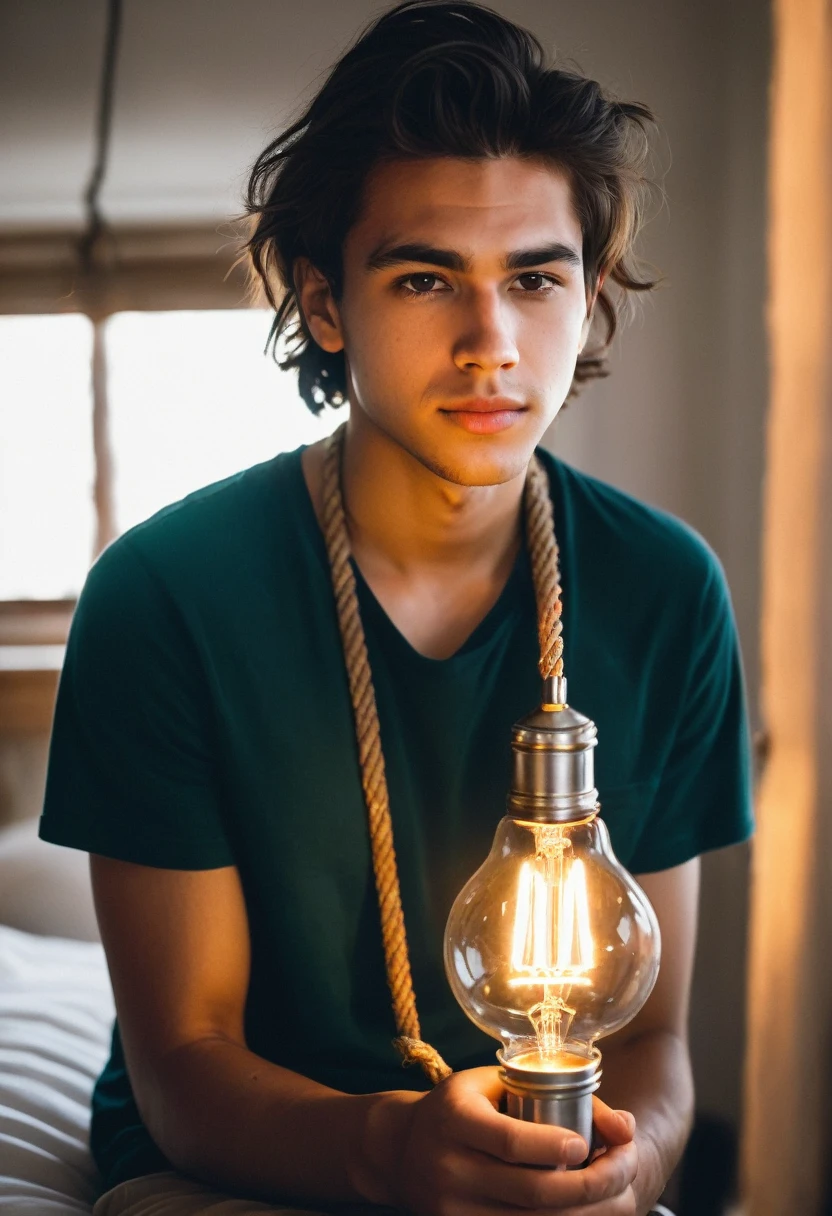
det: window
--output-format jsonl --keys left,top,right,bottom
{"left": 107, "top": 310, "right": 342, "bottom": 535}
{"left": 1, "top": 314, "right": 96, "bottom": 600}
{"left": 1, "top": 308, "right": 344, "bottom": 604}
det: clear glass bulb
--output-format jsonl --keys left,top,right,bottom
{"left": 444, "top": 813, "right": 661, "bottom": 1067}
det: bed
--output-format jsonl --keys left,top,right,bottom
{"left": 0, "top": 925, "right": 112, "bottom": 1212}
{"left": 0, "top": 819, "right": 112, "bottom": 1213}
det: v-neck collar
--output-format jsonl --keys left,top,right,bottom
{"left": 289, "top": 444, "right": 535, "bottom": 668}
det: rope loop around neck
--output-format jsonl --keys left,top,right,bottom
{"left": 320, "top": 423, "right": 563, "bottom": 1085}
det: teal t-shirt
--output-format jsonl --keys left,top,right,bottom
{"left": 39, "top": 445, "right": 753, "bottom": 1190}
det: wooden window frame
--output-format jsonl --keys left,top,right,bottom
{"left": 1, "top": 224, "right": 262, "bottom": 645}
{"left": 0, "top": 225, "right": 254, "bottom": 316}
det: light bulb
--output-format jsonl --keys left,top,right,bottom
{"left": 444, "top": 678, "right": 661, "bottom": 1150}
{"left": 446, "top": 815, "right": 659, "bottom": 1058}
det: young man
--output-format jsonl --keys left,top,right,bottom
{"left": 40, "top": 4, "right": 753, "bottom": 1215}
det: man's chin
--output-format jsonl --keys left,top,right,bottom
{"left": 350, "top": 405, "right": 548, "bottom": 487}
{"left": 414, "top": 428, "right": 541, "bottom": 488}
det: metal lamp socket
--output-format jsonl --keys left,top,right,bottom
{"left": 497, "top": 1046, "right": 602, "bottom": 1165}
{"left": 508, "top": 677, "right": 600, "bottom": 823}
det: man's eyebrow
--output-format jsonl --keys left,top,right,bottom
{"left": 504, "top": 243, "right": 583, "bottom": 271}
{"left": 365, "top": 240, "right": 583, "bottom": 273}
{"left": 366, "top": 242, "right": 468, "bottom": 272}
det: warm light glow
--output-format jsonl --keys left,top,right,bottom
{"left": 533, "top": 868, "right": 549, "bottom": 970}
{"left": 511, "top": 862, "right": 533, "bottom": 965}
{"left": 557, "top": 864, "right": 576, "bottom": 969}
{"left": 573, "top": 860, "right": 595, "bottom": 967}
{"left": 508, "top": 829, "right": 594, "bottom": 988}
{"left": 505, "top": 828, "right": 598, "bottom": 1055}
{"left": 444, "top": 812, "right": 661, "bottom": 1064}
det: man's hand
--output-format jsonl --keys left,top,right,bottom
{"left": 90, "top": 856, "right": 693, "bottom": 1209}
{"left": 357, "top": 1066, "right": 639, "bottom": 1215}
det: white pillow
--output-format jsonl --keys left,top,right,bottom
{"left": 0, "top": 925, "right": 114, "bottom": 1213}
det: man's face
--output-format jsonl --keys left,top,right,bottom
{"left": 313, "top": 156, "right": 594, "bottom": 486}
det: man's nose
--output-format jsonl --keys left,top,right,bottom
{"left": 452, "top": 290, "right": 519, "bottom": 374}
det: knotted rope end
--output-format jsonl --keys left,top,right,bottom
{"left": 393, "top": 1035, "right": 453, "bottom": 1086}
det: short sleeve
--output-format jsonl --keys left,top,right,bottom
{"left": 629, "top": 552, "right": 755, "bottom": 873}
{"left": 39, "top": 536, "right": 234, "bottom": 869}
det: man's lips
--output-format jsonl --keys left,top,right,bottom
{"left": 439, "top": 399, "right": 528, "bottom": 435}
{"left": 441, "top": 398, "right": 527, "bottom": 414}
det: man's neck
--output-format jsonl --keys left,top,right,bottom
{"left": 339, "top": 411, "right": 526, "bottom": 579}
{"left": 301, "top": 411, "right": 529, "bottom": 659}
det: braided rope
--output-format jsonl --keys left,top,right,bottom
{"left": 320, "top": 423, "right": 563, "bottom": 1085}
{"left": 523, "top": 455, "right": 564, "bottom": 680}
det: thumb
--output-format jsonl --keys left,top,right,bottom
{"left": 592, "top": 1097, "right": 636, "bottom": 1146}
{"left": 450, "top": 1065, "right": 506, "bottom": 1110}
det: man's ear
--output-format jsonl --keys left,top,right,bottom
{"left": 294, "top": 258, "right": 344, "bottom": 353}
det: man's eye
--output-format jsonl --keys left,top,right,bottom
{"left": 516, "top": 273, "right": 557, "bottom": 292}
{"left": 400, "top": 274, "right": 444, "bottom": 294}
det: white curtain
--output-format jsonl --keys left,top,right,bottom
{"left": 742, "top": 0, "right": 832, "bottom": 1212}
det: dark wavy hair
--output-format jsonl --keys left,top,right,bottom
{"left": 245, "top": 0, "right": 661, "bottom": 414}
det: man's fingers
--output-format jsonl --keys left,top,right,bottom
{"left": 455, "top": 1140, "right": 638, "bottom": 1210}
{"left": 439, "top": 1190, "right": 636, "bottom": 1216}
{"left": 447, "top": 1073, "right": 588, "bottom": 1167}
{"left": 518, "top": 1186, "right": 637, "bottom": 1216}
{"left": 446, "top": 1069, "right": 589, "bottom": 1166}
{"left": 592, "top": 1095, "right": 636, "bottom": 1146}
{"left": 404, "top": 1072, "right": 638, "bottom": 1216}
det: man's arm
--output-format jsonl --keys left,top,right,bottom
{"left": 91, "top": 852, "right": 697, "bottom": 1212}
{"left": 89, "top": 855, "right": 384, "bottom": 1203}
{"left": 597, "top": 858, "right": 700, "bottom": 1213}
{"left": 89, "top": 855, "right": 588, "bottom": 1207}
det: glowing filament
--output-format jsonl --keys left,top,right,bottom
{"left": 509, "top": 844, "right": 594, "bottom": 987}
{"left": 509, "top": 837, "right": 596, "bottom": 1053}
{"left": 533, "top": 869, "right": 549, "bottom": 970}
{"left": 511, "top": 863, "right": 533, "bottom": 966}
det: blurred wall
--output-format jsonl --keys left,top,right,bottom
{"left": 0, "top": 0, "right": 770, "bottom": 1147}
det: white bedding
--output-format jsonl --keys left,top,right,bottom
{"left": 0, "top": 925, "right": 113, "bottom": 1213}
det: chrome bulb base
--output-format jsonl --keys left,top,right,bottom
{"left": 497, "top": 1046, "right": 602, "bottom": 1155}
